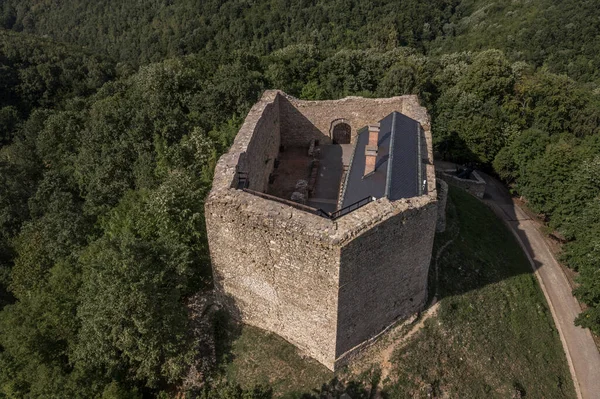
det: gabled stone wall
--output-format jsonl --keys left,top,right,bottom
{"left": 279, "top": 94, "right": 407, "bottom": 147}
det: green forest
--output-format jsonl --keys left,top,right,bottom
{"left": 0, "top": 0, "right": 599, "bottom": 397}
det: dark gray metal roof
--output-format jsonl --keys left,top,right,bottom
{"left": 340, "top": 111, "right": 424, "bottom": 208}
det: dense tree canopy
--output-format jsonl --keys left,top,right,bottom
{"left": 434, "top": 0, "right": 600, "bottom": 83}
{"left": 4, "top": 0, "right": 600, "bottom": 85}
{"left": 0, "top": 0, "right": 459, "bottom": 66}
{"left": 1, "top": 0, "right": 600, "bottom": 396}
{"left": 0, "top": 43, "right": 264, "bottom": 396}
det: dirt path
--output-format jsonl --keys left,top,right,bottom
{"left": 378, "top": 301, "right": 441, "bottom": 381}
{"left": 436, "top": 161, "right": 600, "bottom": 399}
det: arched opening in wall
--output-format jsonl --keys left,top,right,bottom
{"left": 331, "top": 120, "right": 351, "bottom": 144}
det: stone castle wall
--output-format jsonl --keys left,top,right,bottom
{"left": 279, "top": 94, "right": 407, "bottom": 147}
{"left": 206, "top": 91, "right": 341, "bottom": 368}
{"left": 436, "top": 179, "right": 448, "bottom": 232}
{"left": 437, "top": 169, "right": 486, "bottom": 199}
{"left": 206, "top": 90, "right": 439, "bottom": 370}
{"left": 205, "top": 190, "right": 340, "bottom": 368}
{"left": 336, "top": 199, "right": 437, "bottom": 358}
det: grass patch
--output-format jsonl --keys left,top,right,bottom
{"left": 384, "top": 187, "right": 575, "bottom": 398}
{"left": 219, "top": 323, "right": 332, "bottom": 398}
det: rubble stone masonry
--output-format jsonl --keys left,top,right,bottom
{"left": 279, "top": 94, "right": 413, "bottom": 147}
{"left": 205, "top": 90, "right": 439, "bottom": 370}
{"left": 437, "top": 169, "right": 486, "bottom": 199}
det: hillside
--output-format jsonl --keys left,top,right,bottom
{"left": 0, "top": 0, "right": 458, "bottom": 65}
{"left": 432, "top": 0, "right": 600, "bottom": 84}
{"left": 4, "top": 0, "right": 600, "bottom": 85}
{"left": 215, "top": 187, "right": 575, "bottom": 398}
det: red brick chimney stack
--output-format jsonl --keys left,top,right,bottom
{"left": 364, "top": 123, "right": 380, "bottom": 176}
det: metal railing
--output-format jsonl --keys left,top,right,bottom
{"left": 329, "top": 196, "right": 374, "bottom": 219}
{"left": 242, "top": 189, "right": 325, "bottom": 216}
{"left": 237, "top": 172, "right": 374, "bottom": 220}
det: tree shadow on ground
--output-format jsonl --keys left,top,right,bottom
{"left": 429, "top": 185, "right": 535, "bottom": 302}
{"left": 211, "top": 294, "right": 243, "bottom": 370}
{"left": 435, "top": 132, "right": 483, "bottom": 168}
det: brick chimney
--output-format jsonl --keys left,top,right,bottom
{"left": 364, "top": 123, "right": 379, "bottom": 176}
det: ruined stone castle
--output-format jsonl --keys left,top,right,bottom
{"left": 205, "top": 90, "right": 441, "bottom": 370}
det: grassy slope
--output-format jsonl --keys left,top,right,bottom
{"left": 218, "top": 186, "right": 574, "bottom": 398}
{"left": 385, "top": 187, "right": 574, "bottom": 398}
{"left": 219, "top": 324, "right": 332, "bottom": 398}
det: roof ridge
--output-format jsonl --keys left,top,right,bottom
{"left": 384, "top": 112, "right": 397, "bottom": 198}
{"left": 338, "top": 126, "right": 365, "bottom": 207}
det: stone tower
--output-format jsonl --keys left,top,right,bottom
{"left": 205, "top": 90, "right": 438, "bottom": 370}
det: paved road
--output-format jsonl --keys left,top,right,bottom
{"left": 437, "top": 161, "right": 600, "bottom": 399}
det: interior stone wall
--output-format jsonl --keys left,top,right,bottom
{"left": 279, "top": 94, "right": 407, "bottom": 147}
{"left": 235, "top": 94, "right": 281, "bottom": 192}
{"left": 278, "top": 95, "right": 331, "bottom": 147}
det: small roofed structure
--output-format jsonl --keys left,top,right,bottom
{"left": 340, "top": 111, "right": 427, "bottom": 209}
